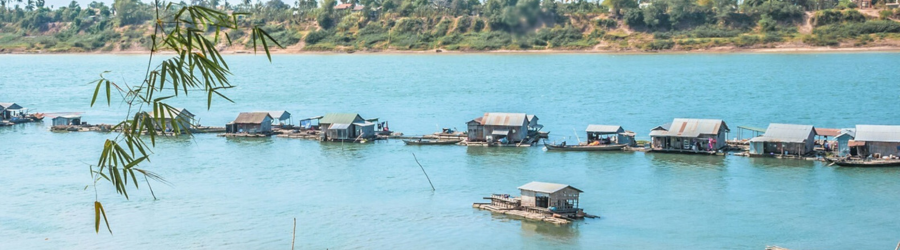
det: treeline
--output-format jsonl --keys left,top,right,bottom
{"left": 1, "top": 0, "right": 900, "bottom": 52}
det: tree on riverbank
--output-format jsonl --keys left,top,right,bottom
{"left": 1, "top": 0, "right": 900, "bottom": 52}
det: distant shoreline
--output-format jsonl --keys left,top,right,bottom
{"left": 3, "top": 45, "right": 900, "bottom": 55}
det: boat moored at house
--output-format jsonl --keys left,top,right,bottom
{"left": 544, "top": 124, "right": 634, "bottom": 151}
{"left": 473, "top": 181, "right": 594, "bottom": 225}
{"left": 464, "top": 112, "right": 545, "bottom": 147}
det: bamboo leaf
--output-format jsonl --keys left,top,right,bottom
{"left": 90, "top": 79, "right": 103, "bottom": 107}
{"left": 95, "top": 201, "right": 112, "bottom": 234}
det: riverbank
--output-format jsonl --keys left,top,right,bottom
{"left": 3, "top": 44, "right": 900, "bottom": 55}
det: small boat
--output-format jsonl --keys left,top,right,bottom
{"left": 831, "top": 158, "right": 900, "bottom": 167}
{"left": 543, "top": 141, "right": 627, "bottom": 151}
{"left": 403, "top": 139, "right": 461, "bottom": 145}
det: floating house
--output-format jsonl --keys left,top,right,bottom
{"left": 318, "top": 113, "right": 375, "bottom": 142}
{"left": 835, "top": 128, "right": 856, "bottom": 157}
{"left": 466, "top": 112, "right": 543, "bottom": 144}
{"left": 0, "top": 103, "right": 24, "bottom": 120}
{"left": 267, "top": 111, "right": 292, "bottom": 126}
{"left": 51, "top": 115, "right": 82, "bottom": 126}
{"left": 225, "top": 112, "right": 273, "bottom": 134}
{"left": 748, "top": 123, "right": 817, "bottom": 156}
{"left": 649, "top": 118, "right": 729, "bottom": 154}
{"left": 585, "top": 125, "right": 635, "bottom": 146}
{"left": 852, "top": 125, "right": 900, "bottom": 157}
{"left": 473, "top": 181, "right": 590, "bottom": 225}
{"left": 149, "top": 108, "right": 195, "bottom": 131}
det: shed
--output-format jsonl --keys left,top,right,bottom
{"left": 149, "top": 108, "right": 195, "bottom": 131}
{"left": 0, "top": 103, "right": 24, "bottom": 120}
{"left": 748, "top": 123, "right": 817, "bottom": 156}
{"left": 853, "top": 125, "right": 900, "bottom": 157}
{"left": 835, "top": 128, "right": 856, "bottom": 157}
{"left": 585, "top": 125, "right": 633, "bottom": 145}
{"left": 226, "top": 112, "right": 273, "bottom": 134}
{"left": 267, "top": 111, "right": 292, "bottom": 125}
{"left": 650, "top": 118, "right": 729, "bottom": 152}
{"left": 518, "top": 181, "right": 582, "bottom": 213}
{"left": 319, "top": 113, "right": 375, "bottom": 141}
{"left": 52, "top": 115, "right": 82, "bottom": 126}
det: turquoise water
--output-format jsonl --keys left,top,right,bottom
{"left": 1, "top": 53, "right": 899, "bottom": 249}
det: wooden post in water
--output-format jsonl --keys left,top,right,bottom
{"left": 412, "top": 153, "right": 435, "bottom": 191}
{"left": 894, "top": 241, "right": 899, "bottom": 250}
{"left": 291, "top": 218, "right": 296, "bottom": 250}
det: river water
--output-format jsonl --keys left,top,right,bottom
{"left": 1, "top": 53, "right": 899, "bottom": 249}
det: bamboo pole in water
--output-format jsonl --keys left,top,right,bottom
{"left": 291, "top": 218, "right": 296, "bottom": 250}
{"left": 412, "top": 153, "right": 435, "bottom": 191}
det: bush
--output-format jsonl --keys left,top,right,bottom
{"left": 762, "top": 32, "right": 783, "bottom": 43}
{"left": 641, "top": 39, "right": 674, "bottom": 50}
{"left": 536, "top": 26, "right": 584, "bottom": 48}
{"left": 455, "top": 16, "right": 471, "bottom": 33}
{"left": 815, "top": 20, "right": 900, "bottom": 38}
{"left": 624, "top": 9, "right": 644, "bottom": 27}
{"left": 594, "top": 18, "right": 618, "bottom": 29}
{"left": 305, "top": 29, "right": 331, "bottom": 44}
{"left": 468, "top": 31, "right": 511, "bottom": 50}
{"left": 317, "top": 12, "right": 334, "bottom": 29}
{"left": 473, "top": 19, "right": 486, "bottom": 32}
{"left": 732, "top": 35, "right": 760, "bottom": 47}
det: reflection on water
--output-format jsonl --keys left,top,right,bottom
{"left": 747, "top": 156, "right": 817, "bottom": 168}
{"left": 646, "top": 152, "right": 726, "bottom": 168}
{"left": 520, "top": 219, "right": 580, "bottom": 241}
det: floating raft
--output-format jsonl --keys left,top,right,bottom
{"left": 473, "top": 203, "right": 580, "bottom": 225}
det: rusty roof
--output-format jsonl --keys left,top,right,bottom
{"left": 848, "top": 140, "right": 866, "bottom": 147}
{"left": 334, "top": 3, "right": 352, "bottom": 9}
{"left": 651, "top": 118, "right": 729, "bottom": 138}
{"left": 814, "top": 128, "right": 841, "bottom": 137}
{"left": 482, "top": 113, "right": 527, "bottom": 126}
{"left": 232, "top": 112, "right": 272, "bottom": 124}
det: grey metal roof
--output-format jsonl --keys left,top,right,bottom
{"left": 53, "top": 115, "right": 81, "bottom": 119}
{"left": 266, "top": 111, "right": 291, "bottom": 121}
{"left": 491, "top": 129, "right": 510, "bottom": 135}
{"left": 836, "top": 128, "right": 856, "bottom": 139}
{"left": 586, "top": 125, "right": 623, "bottom": 134}
{"left": 329, "top": 123, "right": 351, "bottom": 130}
{"left": 854, "top": 125, "right": 900, "bottom": 142}
{"left": 650, "top": 118, "right": 729, "bottom": 138}
{"left": 232, "top": 112, "right": 272, "bottom": 124}
{"left": 352, "top": 122, "right": 375, "bottom": 127}
{"left": 518, "top": 181, "right": 583, "bottom": 193}
{"left": 748, "top": 123, "right": 815, "bottom": 143}
{"left": 150, "top": 108, "right": 193, "bottom": 119}
{"left": 482, "top": 113, "right": 527, "bottom": 126}
{"left": 320, "top": 113, "right": 363, "bottom": 125}
{"left": 0, "top": 103, "right": 23, "bottom": 110}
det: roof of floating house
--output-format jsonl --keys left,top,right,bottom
{"left": 586, "top": 125, "right": 624, "bottom": 134}
{"left": 319, "top": 113, "right": 364, "bottom": 125}
{"left": 149, "top": 108, "right": 193, "bottom": 119}
{"left": 329, "top": 123, "right": 351, "bottom": 130}
{"left": 854, "top": 125, "right": 900, "bottom": 142}
{"left": 518, "top": 181, "right": 583, "bottom": 194}
{"left": 815, "top": 128, "right": 841, "bottom": 137}
{"left": 737, "top": 125, "right": 767, "bottom": 133}
{"left": 0, "top": 103, "right": 23, "bottom": 110}
{"left": 650, "top": 118, "right": 729, "bottom": 137}
{"left": 232, "top": 112, "right": 272, "bottom": 124}
{"left": 748, "top": 124, "right": 815, "bottom": 143}
{"left": 482, "top": 113, "right": 527, "bottom": 126}
{"left": 266, "top": 111, "right": 291, "bottom": 121}
{"left": 836, "top": 128, "right": 856, "bottom": 139}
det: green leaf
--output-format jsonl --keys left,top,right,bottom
{"left": 94, "top": 201, "right": 112, "bottom": 234}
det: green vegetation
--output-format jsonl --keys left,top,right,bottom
{"left": 2, "top": 0, "right": 900, "bottom": 52}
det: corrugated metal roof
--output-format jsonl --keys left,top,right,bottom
{"left": 855, "top": 125, "right": 900, "bottom": 142}
{"left": 329, "top": 123, "right": 351, "bottom": 130}
{"left": 150, "top": 108, "right": 193, "bottom": 119}
{"left": 815, "top": 128, "right": 840, "bottom": 137}
{"left": 232, "top": 112, "right": 272, "bottom": 124}
{"left": 848, "top": 140, "right": 866, "bottom": 147}
{"left": 53, "top": 115, "right": 81, "bottom": 119}
{"left": 320, "top": 113, "right": 363, "bottom": 125}
{"left": 518, "top": 181, "right": 582, "bottom": 193}
{"left": 836, "top": 128, "right": 856, "bottom": 139}
{"left": 586, "top": 125, "right": 623, "bottom": 133}
{"left": 352, "top": 122, "right": 375, "bottom": 127}
{"left": 491, "top": 129, "right": 510, "bottom": 135}
{"left": 482, "top": 113, "right": 527, "bottom": 126}
{"left": 651, "top": 118, "right": 729, "bottom": 137}
{"left": 0, "top": 103, "right": 23, "bottom": 110}
{"left": 266, "top": 111, "right": 291, "bottom": 121}
{"left": 748, "top": 123, "right": 814, "bottom": 143}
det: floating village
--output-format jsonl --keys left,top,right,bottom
{"left": 4, "top": 101, "right": 900, "bottom": 225}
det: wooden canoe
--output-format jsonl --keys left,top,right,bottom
{"left": 832, "top": 159, "right": 900, "bottom": 167}
{"left": 403, "top": 139, "right": 461, "bottom": 145}
{"left": 543, "top": 141, "right": 627, "bottom": 151}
